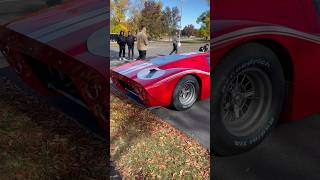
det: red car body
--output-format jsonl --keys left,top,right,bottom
{"left": 111, "top": 53, "right": 210, "bottom": 107}
{"left": 212, "top": 0, "right": 320, "bottom": 122}
{"left": 0, "top": 0, "right": 108, "bottom": 129}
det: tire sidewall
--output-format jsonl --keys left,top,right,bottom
{"left": 172, "top": 75, "right": 200, "bottom": 111}
{"left": 212, "top": 43, "right": 286, "bottom": 156}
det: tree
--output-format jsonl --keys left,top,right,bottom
{"left": 182, "top": 24, "right": 196, "bottom": 37}
{"left": 196, "top": 10, "right": 210, "bottom": 40}
{"left": 161, "top": 6, "right": 181, "bottom": 37}
{"left": 140, "top": 0, "right": 163, "bottom": 39}
{"left": 111, "top": 0, "right": 129, "bottom": 33}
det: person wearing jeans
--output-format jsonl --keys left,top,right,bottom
{"left": 117, "top": 31, "right": 126, "bottom": 61}
{"left": 126, "top": 31, "right": 135, "bottom": 60}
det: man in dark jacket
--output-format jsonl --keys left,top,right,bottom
{"left": 126, "top": 31, "right": 135, "bottom": 60}
{"left": 117, "top": 31, "right": 126, "bottom": 61}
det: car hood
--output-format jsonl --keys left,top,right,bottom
{"left": 112, "top": 52, "right": 208, "bottom": 79}
{"left": 2, "top": 0, "right": 108, "bottom": 76}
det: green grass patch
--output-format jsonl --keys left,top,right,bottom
{"left": 111, "top": 94, "right": 210, "bottom": 179}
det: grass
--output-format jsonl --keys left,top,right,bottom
{"left": 0, "top": 76, "right": 107, "bottom": 179}
{"left": 110, "top": 94, "right": 210, "bottom": 179}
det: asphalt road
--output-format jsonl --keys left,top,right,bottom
{"left": 110, "top": 41, "right": 208, "bottom": 66}
{"left": 214, "top": 115, "right": 320, "bottom": 180}
{"left": 110, "top": 41, "right": 211, "bottom": 149}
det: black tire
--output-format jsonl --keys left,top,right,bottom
{"left": 172, "top": 75, "right": 200, "bottom": 111}
{"left": 211, "top": 43, "right": 285, "bottom": 156}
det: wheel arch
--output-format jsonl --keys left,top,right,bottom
{"left": 170, "top": 73, "right": 203, "bottom": 100}
{"left": 218, "top": 39, "right": 294, "bottom": 82}
{"left": 253, "top": 39, "right": 294, "bottom": 82}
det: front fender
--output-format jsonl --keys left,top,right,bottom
{"left": 146, "top": 68, "right": 210, "bottom": 106}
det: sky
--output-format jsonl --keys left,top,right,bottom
{"left": 127, "top": 0, "right": 210, "bottom": 29}
{"left": 160, "top": 0, "right": 209, "bottom": 29}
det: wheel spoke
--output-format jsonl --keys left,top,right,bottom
{"left": 243, "top": 90, "right": 255, "bottom": 98}
{"left": 234, "top": 104, "right": 240, "bottom": 119}
{"left": 224, "top": 111, "right": 234, "bottom": 122}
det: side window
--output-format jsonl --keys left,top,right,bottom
{"left": 314, "top": 0, "right": 320, "bottom": 16}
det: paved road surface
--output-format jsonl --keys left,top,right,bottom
{"left": 214, "top": 115, "right": 320, "bottom": 180}
{"left": 110, "top": 41, "right": 208, "bottom": 66}
{"left": 110, "top": 41, "right": 211, "bottom": 149}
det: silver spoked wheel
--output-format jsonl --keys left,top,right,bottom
{"left": 221, "top": 67, "right": 272, "bottom": 137}
{"left": 178, "top": 81, "right": 197, "bottom": 106}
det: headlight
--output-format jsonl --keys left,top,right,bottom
{"left": 137, "top": 68, "right": 166, "bottom": 80}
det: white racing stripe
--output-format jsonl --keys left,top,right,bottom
{"left": 212, "top": 26, "right": 320, "bottom": 47}
{"left": 27, "top": 7, "right": 108, "bottom": 43}
{"left": 118, "top": 62, "right": 153, "bottom": 75}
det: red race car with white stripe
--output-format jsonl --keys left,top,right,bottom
{"left": 0, "top": 0, "right": 108, "bottom": 129}
{"left": 212, "top": 0, "right": 320, "bottom": 155}
{"left": 111, "top": 52, "right": 210, "bottom": 111}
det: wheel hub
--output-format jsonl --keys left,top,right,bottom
{"left": 179, "top": 81, "right": 196, "bottom": 106}
{"left": 221, "top": 68, "right": 272, "bottom": 137}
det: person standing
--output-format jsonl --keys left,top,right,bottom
{"left": 169, "top": 31, "right": 179, "bottom": 55}
{"left": 117, "top": 31, "right": 126, "bottom": 61}
{"left": 126, "top": 31, "right": 135, "bottom": 60}
{"left": 136, "top": 25, "right": 148, "bottom": 60}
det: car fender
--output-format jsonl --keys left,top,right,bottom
{"left": 146, "top": 68, "right": 210, "bottom": 106}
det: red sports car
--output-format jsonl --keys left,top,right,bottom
{"left": 212, "top": 0, "right": 320, "bottom": 155}
{"left": 111, "top": 52, "right": 210, "bottom": 110}
{"left": 0, "top": 0, "right": 108, "bottom": 129}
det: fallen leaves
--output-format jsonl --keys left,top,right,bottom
{"left": 0, "top": 76, "right": 108, "bottom": 179}
{"left": 110, "top": 94, "right": 210, "bottom": 179}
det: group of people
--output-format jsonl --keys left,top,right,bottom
{"left": 117, "top": 25, "right": 149, "bottom": 61}
{"left": 116, "top": 25, "right": 209, "bottom": 62}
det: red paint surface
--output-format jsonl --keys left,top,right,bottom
{"left": 0, "top": 0, "right": 108, "bottom": 129}
{"left": 212, "top": 0, "right": 320, "bottom": 122}
{"left": 111, "top": 53, "right": 210, "bottom": 107}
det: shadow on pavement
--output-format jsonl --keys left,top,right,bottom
{"left": 214, "top": 115, "right": 320, "bottom": 180}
